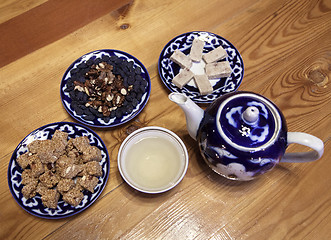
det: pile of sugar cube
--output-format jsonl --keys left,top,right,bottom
{"left": 170, "top": 38, "right": 232, "bottom": 95}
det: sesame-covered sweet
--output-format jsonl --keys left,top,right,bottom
{"left": 55, "top": 155, "right": 75, "bottom": 170}
{"left": 27, "top": 140, "right": 42, "bottom": 154}
{"left": 82, "top": 146, "right": 102, "bottom": 163}
{"left": 85, "top": 161, "right": 103, "bottom": 177}
{"left": 39, "top": 171, "right": 60, "bottom": 188}
{"left": 28, "top": 155, "right": 45, "bottom": 177}
{"left": 16, "top": 152, "right": 30, "bottom": 169}
{"left": 18, "top": 130, "right": 103, "bottom": 209}
{"left": 57, "top": 178, "right": 75, "bottom": 193}
{"left": 77, "top": 164, "right": 88, "bottom": 177}
{"left": 78, "top": 175, "right": 99, "bottom": 193}
{"left": 66, "top": 138, "right": 75, "bottom": 152}
{"left": 52, "top": 130, "right": 69, "bottom": 145}
{"left": 59, "top": 164, "right": 83, "bottom": 179}
{"left": 62, "top": 186, "right": 84, "bottom": 207}
{"left": 36, "top": 182, "right": 49, "bottom": 195}
{"left": 67, "top": 148, "right": 81, "bottom": 162}
{"left": 21, "top": 169, "right": 37, "bottom": 185}
{"left": 21, "top": 180, "right": 38, "bottom": 199}
{"left": 71, "top": 136, "right": 90, "bottom": 153}
{"left": 52, "top": 140, "right": 67, "bottom": 159}
{"left": 34, "top": 139, "right": 58, "bottom": 164}
{"left": 44, "top": 162, "right": 56, "bottom": 173}
{"left": 41, "top": 189, "right": 60, "bottom": 209}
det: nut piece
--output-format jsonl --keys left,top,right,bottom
{"left": 60, "top": 164, "right": 83, "bottom": 179}
{"left": 106, "top": 93, "right": 114, "bottom": 102}
{"left": 120, "top": 88, "right": 127, "bottom": 95}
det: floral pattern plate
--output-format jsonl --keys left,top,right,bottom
{"left": 158, "top": 31, "right": 244, "bottom": 103}
{"left": 7, "top": 122, "right": 110, "bottom": 219}
{"left": 60, "top": 49, "right": 151, "bottom": 128}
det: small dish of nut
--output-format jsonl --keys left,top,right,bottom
{"left": 7, "top": 122, "right": 110, "bottom": 219}
{"left": 60, "top": 49, "right": 151, "bottom": 128}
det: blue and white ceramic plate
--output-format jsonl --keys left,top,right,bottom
{"left": 158, "top": 31, "right": 244, "bottom": 104}
{"left": 7, "top": 122, "right": 110, "bottom": 219}
{"left": 61, "top": 49, "right": 151, "bottom": 128}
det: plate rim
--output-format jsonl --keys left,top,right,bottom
{"left": 157, "top": 31, "right": 244, "bottom": 104}
{"left": 7, "top": 121, "right": 110, "bottom": 219}
{"left": 60, "top": 49, "right": 151, "bottom": 128}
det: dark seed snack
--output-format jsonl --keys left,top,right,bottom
{"left": 66, "top": 55, "right": 148, "bottom": 121}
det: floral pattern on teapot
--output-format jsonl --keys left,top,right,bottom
{"left": 219, "top": 97, "right": 278, "bottom": 149}
{"left": 197, "top": 92, "right": 288, "bottom": 181}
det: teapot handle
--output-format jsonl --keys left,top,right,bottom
{"left": 281, "top": 132, "right": 324, "bottom": 163}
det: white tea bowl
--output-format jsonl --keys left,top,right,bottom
{"left": 118, "top": 126, "right": 189, "bottom": 194}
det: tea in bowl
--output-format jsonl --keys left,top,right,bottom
{"left": 117, "top": 126, "right": 189, "bottom": 194}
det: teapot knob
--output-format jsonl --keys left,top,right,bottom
{"left": 242, "top": 106, "right": 259, "bottom": 124}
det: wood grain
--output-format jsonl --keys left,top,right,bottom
{"left": 0, "top": 0, "right": 47, "bottom": 24}
{"left": 0, "top": 0, "right": 330, "bottom": 239}
{"left": 0, "top": 0, "right": 131, "bottom": 67}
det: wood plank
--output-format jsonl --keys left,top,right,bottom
{"left": 0, "top": 0, "right": 47, "bottom": 24}
{"left": 0, "top": 0, "right": 330, "bottom": 239}
{"left": 0, "top": 0, "right": 131, "bottom": 67}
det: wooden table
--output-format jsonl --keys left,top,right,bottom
{"left": 1, "top": 0, "right": 330, "bottom": 239}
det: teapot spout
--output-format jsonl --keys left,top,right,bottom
{"left": 169, "top": 93, "right": 204, "bottom": 140}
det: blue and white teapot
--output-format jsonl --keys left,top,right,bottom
{"left": 169, "top": 91, "right": 324, "bottom": 181}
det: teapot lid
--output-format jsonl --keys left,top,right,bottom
{"left": 216, "top": 92, "right": 282, "bottom": 151}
